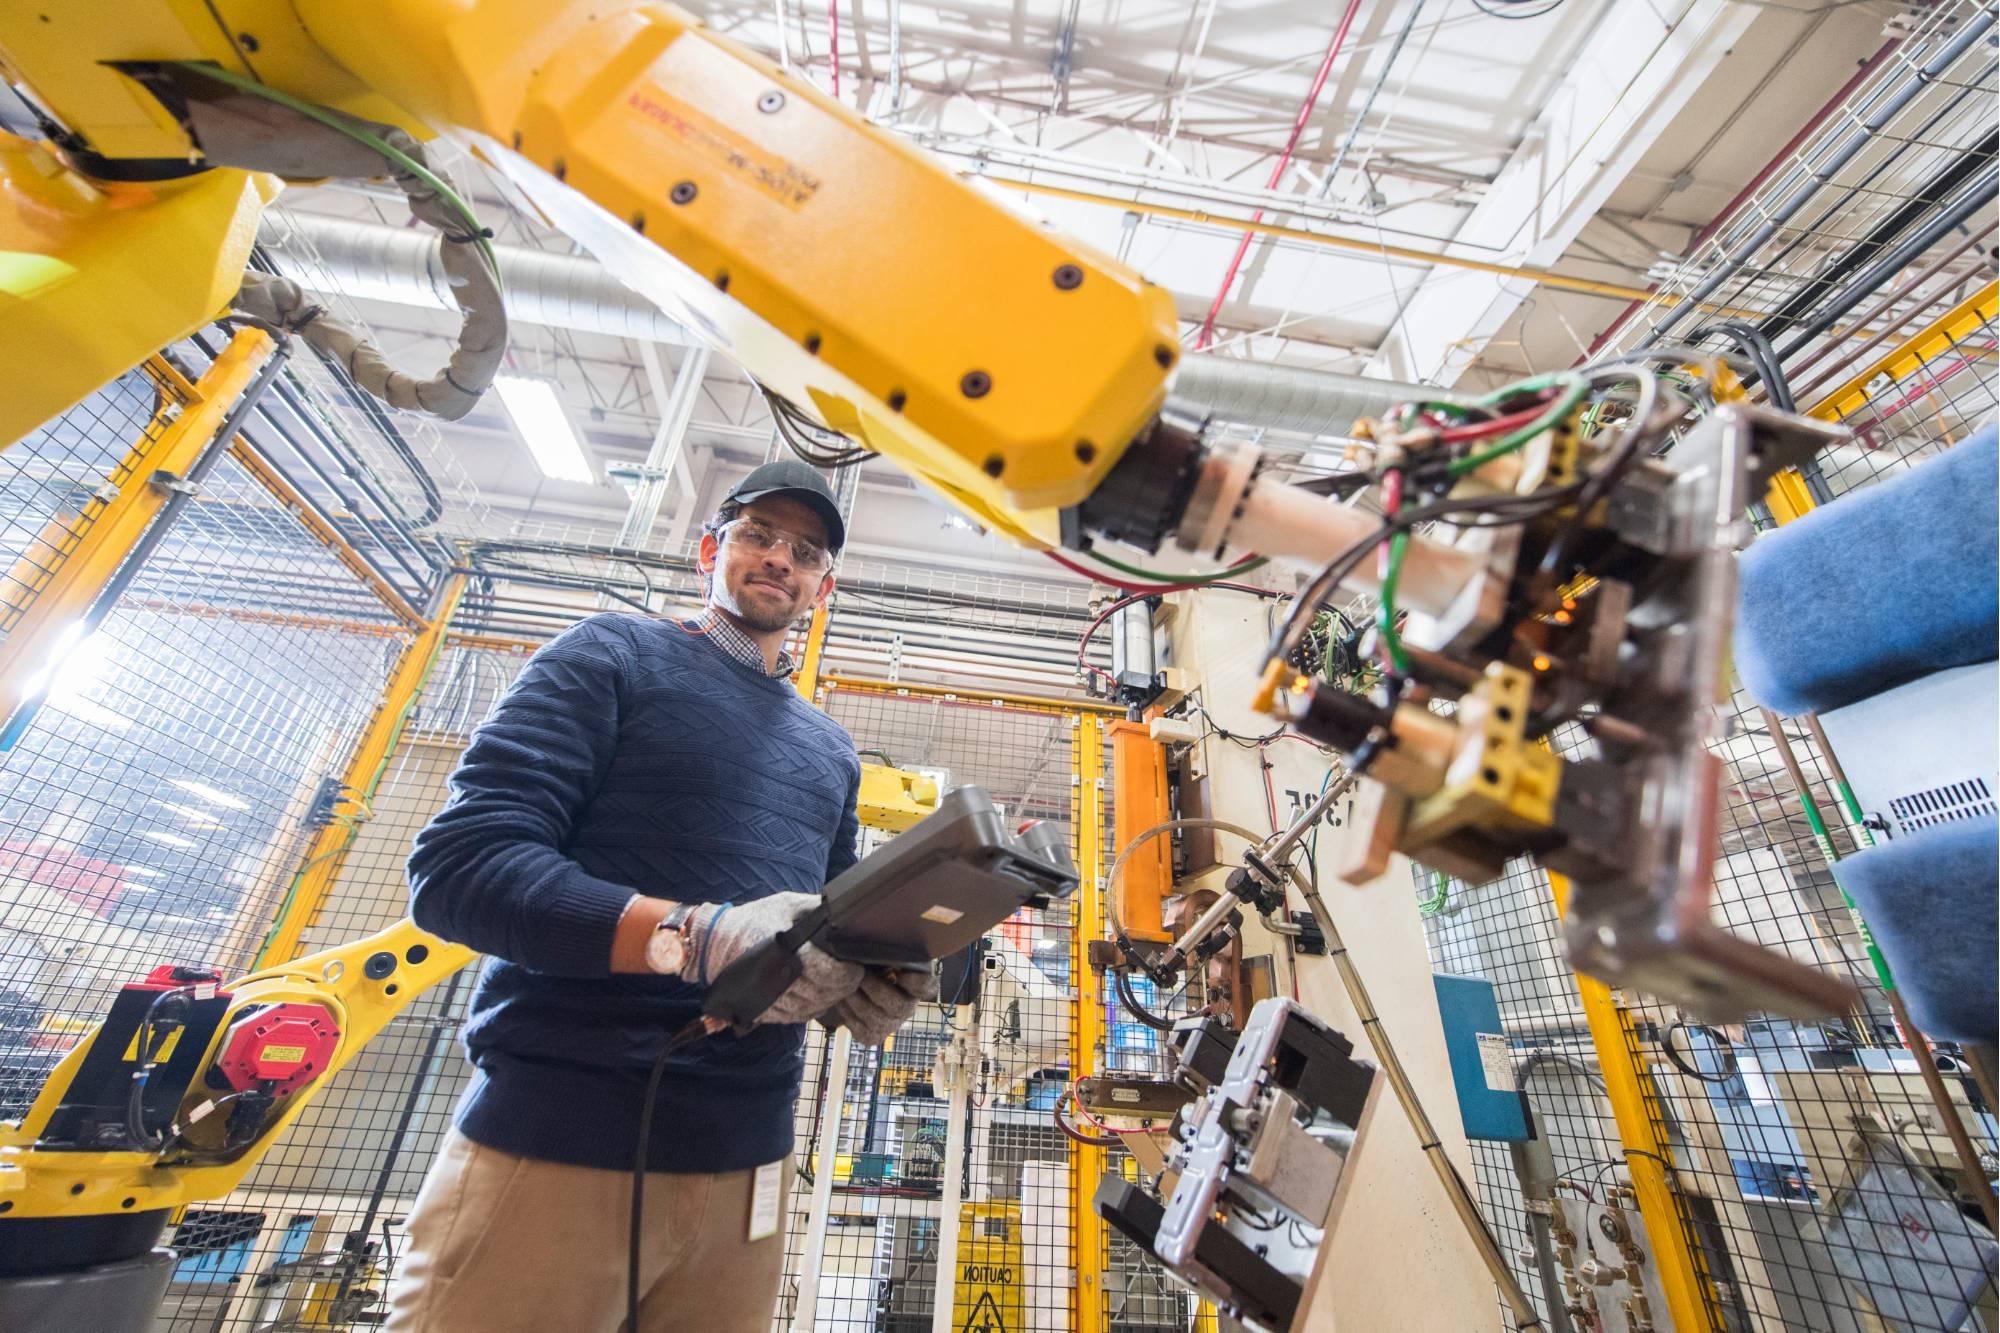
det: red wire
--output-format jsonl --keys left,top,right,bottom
{"left": 1434, "top": 403, "right": 1549, "bottom": 443}
{"left": 1062, "top": 560, "right": 1278, "bottom": 687}
{"left": 1043, "top": 550, "right": 1266, "bottom": 596}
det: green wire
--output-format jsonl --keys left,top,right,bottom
{"left": 1418, "top": 871, "right": 1451, "bottom": 916}
{"left": 1395, "top": 399, "right": 1478, "bottom": 429}
{"left": 170, "top": 61, "right": 500, "bottom": 281}
{"left": 1376, "top": 531, "right": 1412, "bottom": 675}
{"left": 1446, "top": 371, "right": 1590, "bottom": 477}
{"left": 1080, "top": 550, "right": 1269, "bottom": 585}
{"left": 1764, "top": 720, "right": 1897, "bottom": 995}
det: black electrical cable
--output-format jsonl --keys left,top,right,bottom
{"left": 1113, "top": 968, "right": 1177, "bottom": 1032}
{"left": 1189, "top": 701, "right": 1287, "bottom": 750}
{"left": 761, "top": 386, "right": 875, "bottom": 468}
{"left": 1660, "top": 1022, "right": 1739, "bottom": 1085}
{"left": 630, "top": 1019, "right": 710, "bottom": 1333}
{"left": 125, "top": 986, "right": 196, "bottom": 1149}
{"left": 1692, "top": 321, "right": 1796, "bottom": 412}
{"left": 1755, "top": 130, "right": 1998, "bottom": 346}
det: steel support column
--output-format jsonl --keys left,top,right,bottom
{"left": 1070, "top": 714, "right": 1108, "bottom": 1333}
{"left": 794, "top": 603, "right": 831, "bottom": 703}
{"left": 796, "top": 1025, "right": 854, "bottom": 1332}
{"left": 254, "top": 573, "right": 467, "bottom": 965}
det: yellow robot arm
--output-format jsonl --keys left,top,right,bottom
{"left": 0, "top": 919, "right": 473, "bottom": 1220}
{"left": 1, "top": 0, "right": 1180, "bottom": 543}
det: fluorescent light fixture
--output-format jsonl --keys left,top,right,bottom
{"left": 169, "top": 779, "right": 251, "bottom": 811}
{"left": 495, "top": 375, "right": 594, "bottom": 483}
{"left": 142, "top": 830, "right": 196, "bottom": 849}
{"left": 159, "top": 802, "right": 224, "bottom": 828}
{"left": 123, "top": 868, "right": 161, "bottom": 879}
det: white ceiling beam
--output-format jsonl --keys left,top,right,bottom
{"left": 1365, "top": 0, "right": 1758, "bottom": 386}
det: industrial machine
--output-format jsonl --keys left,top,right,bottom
{"left": 0, "top": 0, "right": 1854, "bottom": 1018}
{"left": 0, "top": 1, "right": 1885, "bottom": 1325}
{"left": 1097, "top": 999, "right": 1382, "bottom": 1333}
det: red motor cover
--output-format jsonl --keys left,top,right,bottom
{"left": 214, "top": 1003, "right": 340, "bottom": 1096}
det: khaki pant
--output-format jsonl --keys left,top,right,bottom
{"left": 387, "top": 1130, "right": 789, "bottom": 1333}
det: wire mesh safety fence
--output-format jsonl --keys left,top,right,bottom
{"left": 1810, "top": 300, "right": 1998, "bottom": 502}
{"left": 790, "top": 681, "right": 1088, "bottom": 1333}
{"left": 252, "top": 202, "right": 496, "bottom": 544}
{"left": 145, "top": 641, "right": 533, "bottom": 1333}
{"left": 90, "top": 628, "right": 1133, "bottom": 1332}
{"left": 0, "top": 364, "right": 414, "bottom": 1127}
{"left": 444, "top": 538, "right": 1105, "bottom": 706}
{"left": 157, "top": 728, "right": 477, "bottom": 1333}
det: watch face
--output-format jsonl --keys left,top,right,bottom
{"left": 646, "top": 925, "right": 688, "bottom": 976}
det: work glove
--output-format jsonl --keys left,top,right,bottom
{"left": 831, "top": 966, "right": 940, "bottom": 1046}
{"left": 684, "top": 892, "right": 865, "bottom": 1026}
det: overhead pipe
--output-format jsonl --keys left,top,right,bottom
{"left": 1171, "top": 356, "right": 1439, "bottom": 436}
{"left": 828, "top": 0, "right": 840, "bottom": 99}
{"left": 1785, "top": 223, "right": 1995, "bottom": 405}
{"left": 1193, "top": 0, "right": 1366, "bottom": 350}
{"left": 257, "top": 213, "right": 694, "bottom": 347}
{"left": 1757, "top": 129, "right": 1999, "bottom": 344}
{"left": 1772, "top": 169, "right": 1998, "bottom": 361}
{"left": 260, "top": 214, "right": 1437, "bottom": 438}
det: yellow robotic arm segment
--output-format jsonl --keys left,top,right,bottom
{"left": 291, "top": 0, "right": 1181, "bottom": 541}
{"left": 0, "top": 132, "right": 278, "bottom": 446}
{"left": 0, "top": 920, "right": 472, "bottom": 1221}
{"left": 856, "top": 760, "right": 941, "bottom": 834}
{"left": 0, "top": 1, "right": 435, "bottom": 158}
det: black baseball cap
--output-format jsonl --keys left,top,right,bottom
{"left": 724, "top": 459, "right": 846, "bottom": 551}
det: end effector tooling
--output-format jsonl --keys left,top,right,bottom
{"left": 1086, "top": 395, "right": 1858, "bottom": 1024}
{"left": 1095, "top": 999, "right": 1383, "bottom": 1333}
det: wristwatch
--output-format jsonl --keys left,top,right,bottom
{"left": 645, "top": 901, "right": 702, "bottom": 977}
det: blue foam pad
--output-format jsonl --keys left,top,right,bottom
{"left": 1735, "top": 424, "right": 1997, "bottom": 716}
{"left": 1837, "top": 813, "right": 1996, "bottom": 1045}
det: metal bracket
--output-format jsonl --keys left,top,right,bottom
{"left": 148, "top": 470, "right": 201, "bottom": 498}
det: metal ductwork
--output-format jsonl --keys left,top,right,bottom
{"left": 257, "top": 212, "right": 692, "bottom": 346}
{"left": 257, "top": 211, "right": 1434, "bottom": 434}
{"left": 1171, "top": 356, "right": 1436, "bottom": 437}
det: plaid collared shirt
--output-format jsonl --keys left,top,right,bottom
{"left": 691, "top": 607, "right": 796, "bottom": 679}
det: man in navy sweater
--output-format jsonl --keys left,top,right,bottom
{"left": 388, "top": 461, "right": 935, "bottom": 1332}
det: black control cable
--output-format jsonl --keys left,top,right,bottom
{"left": 629, "top": 1019, "right": 711, "bottom": 1332}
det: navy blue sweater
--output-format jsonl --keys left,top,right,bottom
{"left": 407, "top": 613, "right": 860, "bottom": 1173}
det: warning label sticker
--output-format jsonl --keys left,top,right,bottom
{"left": 1476, "top": 1032, "right": 1516, "bottom": 1091}
{"left": 961, "top": 1290, "right": 1008, "bottom": 1333}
